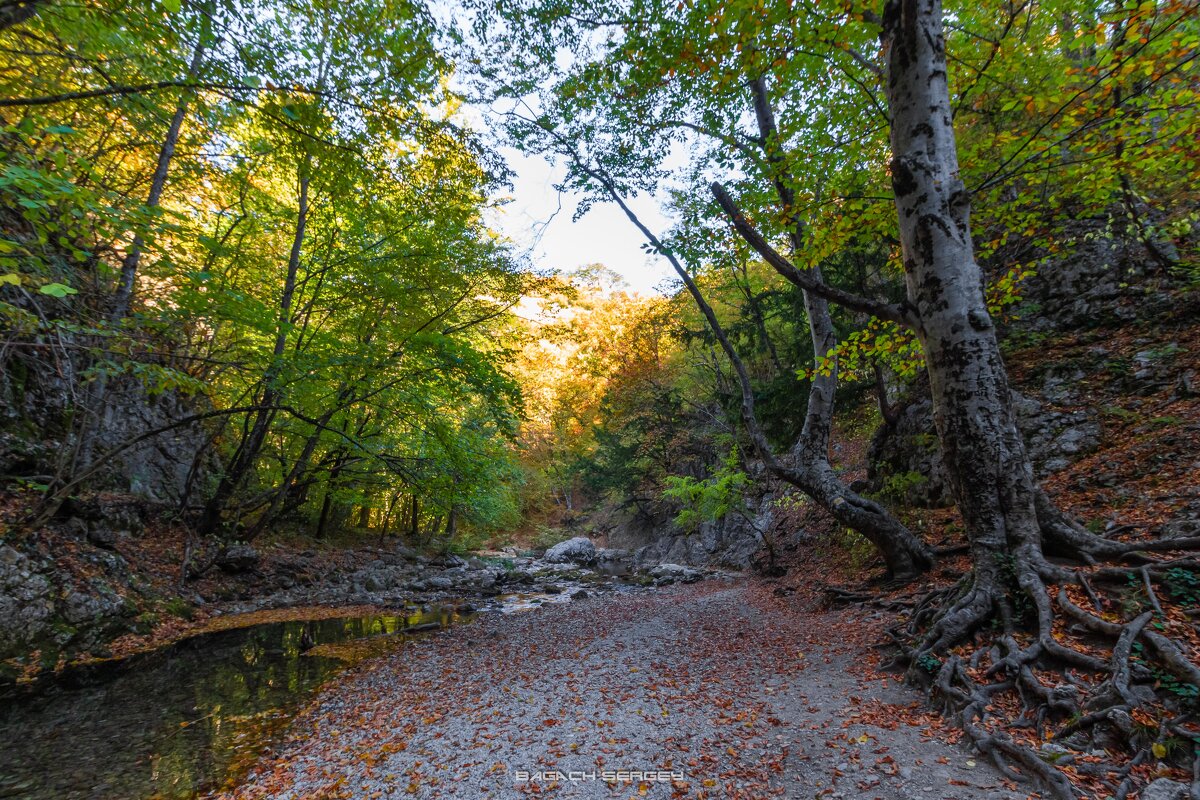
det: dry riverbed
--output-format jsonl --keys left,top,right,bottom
{"left": 216, "top": 579, "right": 1028, "bottom": 800}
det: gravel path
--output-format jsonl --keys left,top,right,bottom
{"left": 218, "top": 580, "right": 1029, "bottom": 800}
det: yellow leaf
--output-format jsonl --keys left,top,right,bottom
{"left": 1152, "top": 742, "right": 1168, "bottom": 759}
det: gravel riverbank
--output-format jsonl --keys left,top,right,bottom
{"left": 217, "top": 579, "right": 1025, "bottom": 800}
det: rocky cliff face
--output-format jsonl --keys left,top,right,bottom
{"left": 1014, "top": 218, "right": 1179, "bottom": 332}
{"left": 868, "top": 392, "right": 1101, "bottom": 508}
{"left": 0, "top": 353, "right": 213, "bottom": 504}
{"left": 869, "top": 222, "right": 1195, "bottom": 510}
{"left": 603, "top": 492, "right": 773, "bottom": 571}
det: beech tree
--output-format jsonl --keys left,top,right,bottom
{"left": 708, "top": 0, "right": 1200, "bottom": 791}
{"left": 476, "top": 2, "right": 935, "bottom": 580}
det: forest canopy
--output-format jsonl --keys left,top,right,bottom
{"left": 0, "top": 0, "right": 1195, "bottom": 546}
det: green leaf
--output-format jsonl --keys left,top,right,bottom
{"left": 162, "top": 0, "right": 181, "bottom": 13}
{"left": 43, "top": 125, "right": 75, "bottom": 135}
{"left": 39, "top": 282, "right": 78, "bottom": 298}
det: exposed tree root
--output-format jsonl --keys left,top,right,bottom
{"left": 890, "top": 532, "right": 1200, "bottom": 799}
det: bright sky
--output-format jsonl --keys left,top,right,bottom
{"left": 436, "top": 1, "right": 678, "bottom": 297}
{"left": 490, "top": 146, "right": 678, "bottom": 296}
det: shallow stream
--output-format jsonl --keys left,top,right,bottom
{"left": 0, "top": 599, "right": 516, "bottom": 799}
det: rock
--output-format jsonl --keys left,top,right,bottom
{"left": 61, "top": 581, "right": 129, "bottom": 626}
{"left": 614, "top": 490, "right": 770, "bottom": 571}
{"left": 0, "top": 545, "right": 56, "bottom": 660}
{"left": 868, "top": 392, "right": 1100, "bottom": 507}
{"left": 425, "top": 576, "right": 452, "bottom": 590}
{"left": 543, "top": 537, "right": 597, "bottom": 564}
{"left": 1, "top": 365, "right": 217, "bottom": 503}
{"left": 570, "top": 589, "right": 589, "bottom": 600}
{"left": 215, "top": 545, "right": 259, "bottom": 573}
{"left": 86, "top": 522, "right": 119, "bottom": 550}
{"left": 1142, "top": 779, "right": 1188, "bottom": 800}
{"left": 106, "top": 505, "right": 144, "bottom": 535}
{"left": 542, "top": 584, "right": 563, "bottom": 595}
{"left": 649, "top": 564, "right": 704, "bottom": 583}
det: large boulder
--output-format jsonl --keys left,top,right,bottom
{"left": 626, "top": 495, "right": 771, "bottom": 571}
{"left": 216, "top": 545, "right": 260, "bottom": 573}
{"left": 543, "top": 536, "right": 597, "bottom": 564}
{"left": 648, "top": 563, "right": 704, "bottom": 584}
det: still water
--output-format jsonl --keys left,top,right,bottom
{"left": 0, "top": 607, "right": 470, "bottom": 800}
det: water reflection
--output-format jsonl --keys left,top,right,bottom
{"left": 0, "top": 607, "right": 468, "bottom": 800}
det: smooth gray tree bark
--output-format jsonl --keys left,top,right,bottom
{"left": 746, "top": 75, "right": 933, "bottom": 581}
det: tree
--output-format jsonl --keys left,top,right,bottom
{"left": 2, "top": 0, "right": 532, "bottom": 551}
{"left": 475, "top": 0, "right": 934, "bottom": 580}
{"left": 706, "top": 0, "right": 1200, "bottom": 791}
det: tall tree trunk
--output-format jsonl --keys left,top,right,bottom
{"left": 873, "top": 11, "right": 1200, "bottom": 791}
{"left": 200, "top": 162, "right": 311, "bottom": 537}
{"left": 883, "top": 0, "right": 1042, "bottom": 634}
{"left": 881, "top": 0, "right": 1109, "bottom": 649}
{"left": 749, "top": 76, "right": 932, "bottom": 579}
{"left": 110, "top": 24, "right": 210, "bottom": 321}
